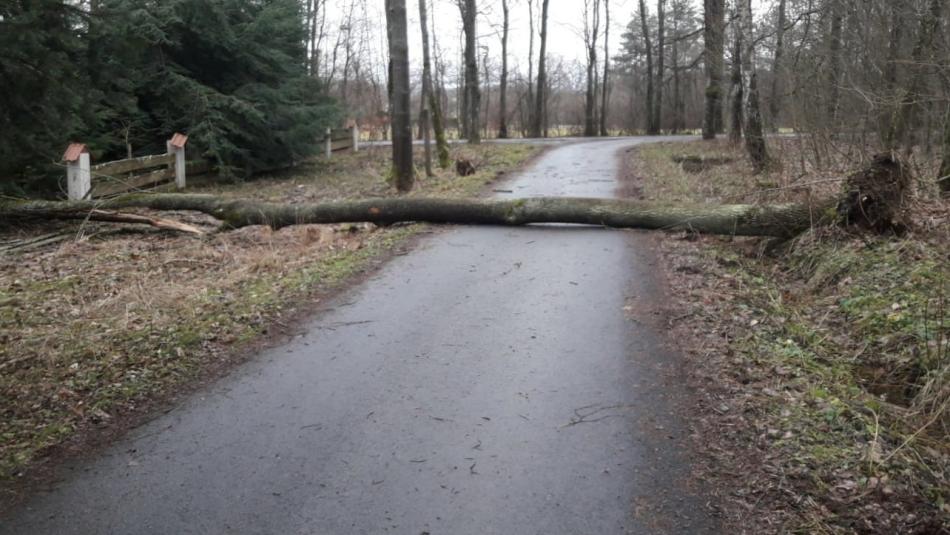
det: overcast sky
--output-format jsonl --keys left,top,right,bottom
{"left": 324, "top": 0, "right": 644, "bottom": 78}
{"left": 322, "top": 1, "right": 771, "bottom": 78}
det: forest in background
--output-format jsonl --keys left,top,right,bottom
{"left": 2, "top": 0, "right": 949, "bottom": 195}
{"left": 0, "top": 0, "right": 338, "bottom": 193}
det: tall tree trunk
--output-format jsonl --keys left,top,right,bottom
{"left": 639, "top": 0, "right": 656, "bottom": 134}
{"left": 419, "top": 0, "right": 450, "bottom": 168}
{"left": 309, "top": 0, "right": 321, "bottom": 76}
{"left": 740, "top": 0, "right": 770, "bottom": 172}
{"left": 768, "top": 0, "right": 786, "bottom": 132}
{"left": 728, "top": 6, "right": 743, "bottom": 145}
{"left": 891, "top": 0, "right": 943, "bottom": 154}
{"left": 882, "top": 1, "right": 905, "bottom": 150}
{"left": 532, "top": 0, "right": 550, "bottom": 138}
{"left": 600, "top": 0, "right": 611, "bottom": 136}
{"left": 671, "top": 27, "right": 682, "bottom": 133}
{"left": 385, "top": 0, "right": 414, "bottom": 191}
{"left": 526, "top": 0, "right": 535, "bottom": 136}
{"left": 940, "top": 103, "right": 950, "bottom": 193}
{"left": 584, "top": 0, "right": 600, "bottom": 137}
{"left": 482, "top": 46, "right": 491, "bottom": 138}
{"left": 306, "top": 0, "right": 315, "bottom": 76}
{"left": 825, "top": 0, "right": 842, "bottom": 122}
{"left": 702, "top": 0, "right": 725, "bottom": 139}
{"left": 460, "top": 0, "right": 481, "bottom": 143}
{"left": 459, "top": 29, "right": 468, "bottom": 139}
{"left": 653, "top": 0, "right": 666, "bottom": 134}
{"left": 498, "top": 0, "right": 510, "bottom": 139}
{"left": 417, "top": 6, "right": 433, "bottom": 180}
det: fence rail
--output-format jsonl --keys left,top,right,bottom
{"left": 324, "top": 126, "right": 359, "bottom": 158}
{"left": 62, "top": 134, "right": 190, "bottom": 200}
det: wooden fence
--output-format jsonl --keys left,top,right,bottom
{"left": 324, "top": 126, "right": 360, "bottom": 158}
{"left": 62, "top": 133, "right": 191, "bottom": 200}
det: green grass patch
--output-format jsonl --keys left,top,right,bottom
{"left": 633, "top": 140, "right": 949, "bottom": 531}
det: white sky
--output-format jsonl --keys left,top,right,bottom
{"left": 413, "top": 0, "right": 641, "bottom": 71}
{"left": 325, "top": 0, "right": 641, "bottom": 80}
{"left": 323, "top": 1, "right": 772, "bottom": 79}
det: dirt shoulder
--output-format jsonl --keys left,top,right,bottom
{"left": 624, "top": 140, "right": 948, "bottom": 534}
{"left": 0, "top": 143, "right": 542, "bottom": 505}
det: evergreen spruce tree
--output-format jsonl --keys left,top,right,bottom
{"left": 0, "top": 2, "right": 94, "bottom": 190}
{"left": 1, "top": 0, "right": 339, "bottom": 192}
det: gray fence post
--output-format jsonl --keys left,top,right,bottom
{"left": 325, "top": 128, "right": 332, "bottom": 159}
{"left": 64, "top": 143, "right": 91, "bottom": 200}
{"left": 352, "top": 125, "right": 360, "bottom": 152}
{"left": 167, "top": 133, "right": 188, "bottom": 189}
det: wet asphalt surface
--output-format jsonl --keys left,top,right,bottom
{"left": 1, "top": 137, "right": 717, "bottom": 534}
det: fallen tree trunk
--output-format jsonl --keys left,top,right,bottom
{"left": 1, "top": 194, "right": 836, "bottom": 238}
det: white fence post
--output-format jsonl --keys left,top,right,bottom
{"left": 168, "top": 133, "right": 188, "bottom": 189}
{"left": 352, "top": 125, "right": 359, "bottom": 152}
{"left": 325, "top": 128, "right": 332, "bottom": 159}
{"left": 64, "top": 143, "right": 91, "bottom": 201}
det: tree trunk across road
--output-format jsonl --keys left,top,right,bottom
{"left": 2, "top": 194, "right": 835, "bottom": 238}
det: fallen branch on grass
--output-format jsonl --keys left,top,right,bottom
{"left": 80, "top": 210, "right": 205, "bottom": 234}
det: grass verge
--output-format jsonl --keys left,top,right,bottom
{"left": 0, "top": 143, "right": 540, "bottom": 490}
{"left": 629, "top": 139, "right": 948, "bottom": 533}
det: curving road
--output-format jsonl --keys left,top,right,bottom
{"left": 2, "top": 138, "right": 717, "bottom": 534}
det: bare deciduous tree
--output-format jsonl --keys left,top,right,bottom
{"left": 385, "top": 0, "right": 413, "bottom": 191}
{"left": 600, "top": 0, "right": 611, "bottom": 136}
{"left": 583, "top": 0, "right": 601, "bottom": 137}
{"left": 638, "top": 0, "right": 657, "bottom": 134}
{"left": 459, "top": 0, "right": 481, "bottom": 143}
{"left": 531, "top": 0, "right": 550, "bottom": 138}
{"left": 653, "top": 0, "right": 665, "bottom": 133}
{"left": 498, "top": 0, "right": 510, "bottom": 139}
{"left": 702, "top": 0, "right": 725, "bottom": 139}
{"left": 419, "top": 0, "right": 450, "bottom": 168}
{"left": 768, "top": 0, "right": 786, "bottom": 131}
{"left": 739, "top": 0, "right": 769, "bottom": 171}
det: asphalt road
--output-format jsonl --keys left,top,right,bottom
{"left": 2, "top": 137, "right": 717, "bottom": 534}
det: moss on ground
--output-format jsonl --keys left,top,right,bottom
{"left": 633, "top": 140, "right": 948, "bottom": 532}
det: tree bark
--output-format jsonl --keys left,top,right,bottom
{"left": 768, "top": 0, "right": 786, "bottom": 132}
{"left": 526, "top": 0, "right": 536, "bottom": 136}
{"left": 481, "top": 47, "right": 491, "bottom": 139}
{"left": 498, "top": 0, "right": 510, "bottom": 139}
{"left": 600, "top": 0, "right": 611, "bottom": 136}
{"left": 639, "top": 0, "right": 656, "bottom": 135}
{"left": 881, "top": 1, "right": 905, "bottom": 150}
{"left": 532, "top": 0, "right": 550, "bottom": 138}
{"left": 890, "top": 0, "right": 943, "bottom": 154}
{"left": 460, "top": 0, "right": 481, "bottom": 144}
{"left": 385, "top": 0, "right": 414, "bottom": 191}
{"left": 743, "top": 71, "right": 770, "bottom": 173}
{"left": 653, "top": 0, "right": 666, "bottom": 134}
{"left": 728, "top": 7, "right": 743, "bottom": 145}
{"left": 739, "top": 0, "right": 770, "bottom": 172}
{"left": 1, "top": 195, "right": 836, "bottom": 238}
{"left": 825, "top": 0, "right": 842, "bottom": 122}
{"left": 702, "top": 0, "right": 725, "bottom": 140}
{"left": 584, "top": 0, "right": 601, "bottom": 137}
{"left": 419, "top": 0, "right": 450, "bottom": 168}
{"left": 670, "top": 1, "right": 683, "bottom": 134}
{"left": 940, "top": 103, "right": 950, "bottom": 193}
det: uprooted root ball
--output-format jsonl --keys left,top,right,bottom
{"left": 838, "top": 153, "right": 912, "bottom": 233}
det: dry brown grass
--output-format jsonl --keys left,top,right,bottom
{"left": 630, "top": 138, "right": 949, "bottom": 533}
{"left": 0, "top": 143, "right": 540, "bottom": 486}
